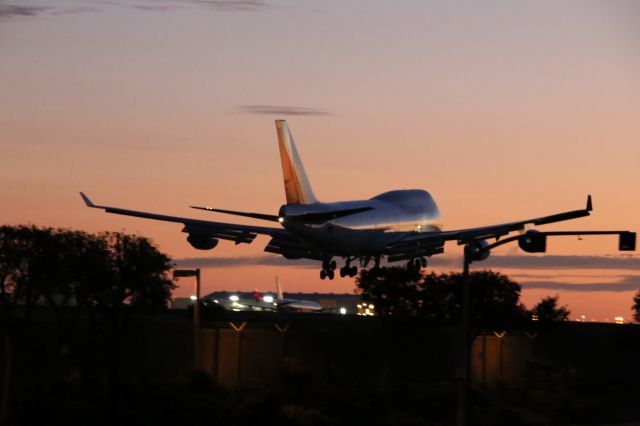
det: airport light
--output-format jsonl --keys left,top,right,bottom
{"left": 263, "top": 295, "right": 274, "bottom": 303}
{"left": 189, "top": 295, "right": 197, "bottom": 301}
{"left": 229, "top": 295, "right": 239, "bottom": 302}
{"left": 339, "top": 307, "right": 347, "bottom": 315}
{"left": 615, "top": 316, "right": 624, "bottom": 325}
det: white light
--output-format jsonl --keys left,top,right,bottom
{"left": 368, "top": 304, "right": 374, "bottom": 310}
{"left": 339, "top": 307, "right": 347, "bottom": 315}
{"left": 263, "top": 295, "right": 274, "bottom": 303}
{"left": 213, "top": 299, "right": 219, "bottom": 304}
{"left": 614, "top": 316, "right": 624, "bottom": 324}
{"left": 189, "top": 295, "right": 197, "bottom": 301}
{"left": 229, "top": 295, "right": 239, "bottom": 302}
{"left": 278, "top": 217, "right": 284, "bottom": 223}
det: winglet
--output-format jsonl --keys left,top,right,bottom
{"left": 80, "top": 192, "right": 96, "bottom": 208}
{"left": 586, "top": 195, "right": 593, "bottom": 212}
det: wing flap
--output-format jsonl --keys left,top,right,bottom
{"left": 264, "top": 236, "right": 325, "bottom": 260}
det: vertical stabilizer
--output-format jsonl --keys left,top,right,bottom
{"left": 276, "top": 120, "right": 318, "bottom": 205}
{"left": 275, "top": 276, "right": 284, "bottom": 300}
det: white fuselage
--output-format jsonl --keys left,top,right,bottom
{"left": 279, "top": 189, "right": 442, "bottom": 255}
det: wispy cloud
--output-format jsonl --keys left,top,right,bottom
{"left": 0, "top": 0, "right": 269, "bottom": 22}
{"left": 521, "top": 276, "right": 640, "bottom": 293}
{"left": 103, "top": 0, "right": 270, "bottom": 12}
{"left": 0, "top": 4, "right": 96, "bottom": 21}
{"left": 240, "top": 105, "right": 332, "bottom": 116}
{"left": 0, "top": 5, "right": 50, "bottom": 20}
{"left": 190, "top": 0, "right": 269, "bottom": 12}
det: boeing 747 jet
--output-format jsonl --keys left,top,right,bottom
{"left": 81, "top": 120, "right": 596, "bottom": 280}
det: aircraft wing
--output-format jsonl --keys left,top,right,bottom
{"left": 80, "top": 192, "right": 288, "bottom": 245}
{"left": 385, "top": 195, "right": 593, "bottom": 262}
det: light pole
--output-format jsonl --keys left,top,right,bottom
{"left": 173, "top": 268, "right": 201, "bottom": 369}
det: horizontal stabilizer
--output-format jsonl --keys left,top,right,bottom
{"left": 191, "top": 206, "right": 280, "bottom": 222}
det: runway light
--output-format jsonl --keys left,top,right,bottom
{"left": 189, "top": 295, "right": 197, "bottom": 301}
{"left": 531, "top": 314, "right": 539, "bottom": 321}
{"left": 615, "top": 316, "right": 624, "bottom": 324}
{"left": 263, "top": 295, "right": 274, "bottom": 303}
{"left": 339, "top": 307, "right": 347, "bottom": 315}
{"left": 229, "top": 295, "right": 239, "bottom": 302}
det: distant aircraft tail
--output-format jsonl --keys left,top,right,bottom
{"left": 275, "top": 276, "right": 284, "bottom": 300}
{"left": 276, "top": 120, "right": 318, "bottom": 205}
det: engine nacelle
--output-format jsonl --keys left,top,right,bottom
{"left": 518, "top": 230, "right": 547, "bottom": 253}
{"left": 187, "top": 234, "right": 219, "bottom": 250}
{"left": 468, "top": 239, "right": 490, "bottom": 262}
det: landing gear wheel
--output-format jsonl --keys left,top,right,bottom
{"left": 330, "top": 260, "right": 337, "bottom": 270}
{"left": 349, "top": 265, "right": 358, "bottom": 277}
{"left": 420, "top": 258, "right": 427, "bottom": 267}
{"left": 339, "top": 267, "right": 347, "bottom": 277}
{"left": 320, "top": 269, "right": 327, "bottom": 280}
{"left": 327, "top": 270, "right": 335, "bottom": 280}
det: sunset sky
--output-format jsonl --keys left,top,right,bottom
{"left": 2, "top": 0, "right": 639, "bottom": 320}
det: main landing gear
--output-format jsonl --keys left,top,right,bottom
{"left": 407, "top": 257, "right": 427, "bottom": 272}
{"left": 339, "top": 257, "right": 358, "bottom": 278}
{"left": 320, "top": 258, "right": 359, "bottom": 279}
{"left": 320, "top": 259, "right": 337, "bottom": 280}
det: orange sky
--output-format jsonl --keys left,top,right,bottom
{"left": 1, "top": 0, "right": 639, "bottom": 321}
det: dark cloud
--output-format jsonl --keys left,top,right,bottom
{"left": 240, "top": 105, "right": 331, "bottom": 116}
{"left": 521, "top": 276, "right": 640, "bottom": 293}
{"left": 174, "top": 254, "right": 640, "bottom": 271}
{"left": 480, "top": 255, "right": 640, "bottom": 271}
{"left": 0, "top": 5, "right": 50, "bottom": 20}
{"left": 175, "top": 255, "right": 318, "bottom": 269}
{"left": 0, "top": 4, "right": 96, "bottom": 21}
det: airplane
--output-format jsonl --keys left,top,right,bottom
{"left": 205, "top": 278, "right": 323, "bottom": 312}
{"left": 272, "top": 276, "right": 323, "bottom": 312}
{"left": 81, "top": 119, "right": 597, "bottom": 280}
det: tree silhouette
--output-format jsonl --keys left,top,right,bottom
{"left": 0, "top": 225, "right": 176, "bottom": 417}
{"left": 633, "top": 291, "right": 640, "bottom": 323}
{"left": 421, "top": 270, "right": 528, "bottom": 327}
{"left": 531, "top": 295, "right": 570, "bottom": 322}
{"left": 355, "top": 267, "right": 527, "bottom": 327}
{"left": 356, "top": 267, "right": 422, "bottom": 316}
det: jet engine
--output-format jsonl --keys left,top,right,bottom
{"left": 518, "top": 230, "right": 547, "bottom": 253}
{"left": 468, "top": 239, "right": 490, "bottom": 262}
{"left": 187, "top": 234, "right": 219, "bottom": 250}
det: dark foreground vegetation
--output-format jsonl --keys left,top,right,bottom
{"left": 2, "top": 225, "right": 640, "bottom": 425}
{"left": 8, "top": 324, "right": 640, "bottom": 426}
